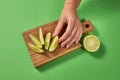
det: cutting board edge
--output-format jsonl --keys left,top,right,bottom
{"left": 34, "top": 44, "right": 82, "bottom": 67}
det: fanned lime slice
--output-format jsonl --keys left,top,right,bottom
{"left": 39, "top": 27, "right": 44, "bottom": 45}
{"left": 28, "top": 43, "right": 44, "bottom": 53}
{"left": 49, "top": 36, "right": 59, "bottom": 52}
{"left": 45, "top": 32, "right": 51, "bottom": 50}
{"left": 83, "top": 35, "right": 100, "bottom": 52}
{"left": 29, "top": 34, "right": 42, "bottom": 48}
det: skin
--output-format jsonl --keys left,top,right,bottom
{"left": 53, "top": 0, "right": 82, "bottom": 48}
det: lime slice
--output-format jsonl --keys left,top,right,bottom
{"left": 49, "top": 36, "right": 59, "bottom": 52}
{"left": 39, "top": 27, "right": 44, "bottom": 45}
{"left": 83, "top": 35, "right": 100, "bottom": 52}
{"left": 28, "top": 43, "right": 44, "bottom": 53}
{"left": 29, "top": 34, "right": 42, "bottom": 48}
{"left": 45, "top": 32, "right": 51, "bottom": 50}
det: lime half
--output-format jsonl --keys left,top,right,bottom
{"left": 28, "top": 43, "right": 44, "bottom": 53}
{"left": 83, "top": 35, "right": 100, "bottom": 52}
{"left": 39, "top": 27, "right": 45, "bottom": 45}
{"left": 49, "top": 36, "right": 59, "bottom": 52}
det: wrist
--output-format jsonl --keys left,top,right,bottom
{"left": 65, "top": 0, "right": 81, "bottom": 9}
{"left": 64, "top": 3, "right": 77, "bottom": 10}
{"left": 65, "top": 0, "right": 76, "bottom": 4}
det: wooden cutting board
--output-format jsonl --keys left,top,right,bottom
{"left": 22, "top": 20, "right": 94, "bottom": 67}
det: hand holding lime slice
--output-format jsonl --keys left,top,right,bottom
{"left": 83, "top": 35, "right": 100, "bottom": 52}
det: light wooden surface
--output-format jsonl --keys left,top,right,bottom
{"left": 22, "top": 20, "right": 94, "bottom": 67}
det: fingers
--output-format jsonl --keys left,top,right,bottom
{"left": 53, "top": 18, "right": 65, "bottom": 37}
{"left": 66, "top": 24, "right": 82, "bottom": 48}
{"left": 75, "top": 24, "right": 82, "bottom": 44}
{"left": 59, "top": 19, "right": 75, "bottom": 43}
{"left": 53, "top": 15, "right": 82, "bottom": 48}
{"left": 61, "top": 23, "right": 78, "bottom": 47}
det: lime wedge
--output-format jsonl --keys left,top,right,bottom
{"left": 28, "top": 43, "right": 44, "bottom": 53}
{"left": 45, "top": 32, "right": 51, "bottom": 50}
{"left": 29, "top": 34, "right": 42, "bottom": 48}
{"left": 83, "top": 35, "right": 100, "bottom": 52}
{"left": 49, "top": 36, "right": 59, "bottom": 52}
{"left": 39, "top": 27, "right": 44, "bottom": 45}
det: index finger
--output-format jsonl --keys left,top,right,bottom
{"left": 59, "top": 20, "right": 75, "bottom": 43}
{"left": 53, "top": 18, "right": 65, "bottom": 37}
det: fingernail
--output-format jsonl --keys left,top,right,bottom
{"left": 61, "top": 44, "right": 64, "bottom": 48}
{"left": 76, "top": 41, "right": 78, "bottom": 44}
{"left": 66, "top": 45, "right": 69, "bottom": 48}
{"left": 59, "top": 39, "right": 61, "bottom": 43}
{"left": 52, "top": 33, "right": 55, "bottom": 37}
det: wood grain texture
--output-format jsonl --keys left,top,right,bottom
{"left": 22, "top": 20, "right": 94, "bottom": 67}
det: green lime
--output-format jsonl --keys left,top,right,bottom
{"left": 28, "top": 43, "right": 44, "bottom": 53}
{"left": 45, "top": 32, "right": 51, "bottom": 50}
{"left": 39, "top": 27, "right": 45, "bottom": 45}
{"left": 83, "top": 35, "right": 100, "bottom": 52}
{"left": 49, "top": 36, "right": 59, "bottom": 52}
{"left": 29, "top": 34, "right": 42, "bottom": 48}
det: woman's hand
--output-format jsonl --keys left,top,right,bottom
{"left": 53, "top": 3, "right": 82, "bottom": 48}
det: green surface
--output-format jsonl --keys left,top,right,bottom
{"left": 0, "top": 0, "right": 120, "bottom": 80}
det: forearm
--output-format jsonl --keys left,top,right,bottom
{"left": 65, "top": 0, "right": 81, "bottom": 9}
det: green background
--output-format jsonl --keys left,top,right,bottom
{"left": 0, "top": 0, "right": 120, "bottom": 80}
